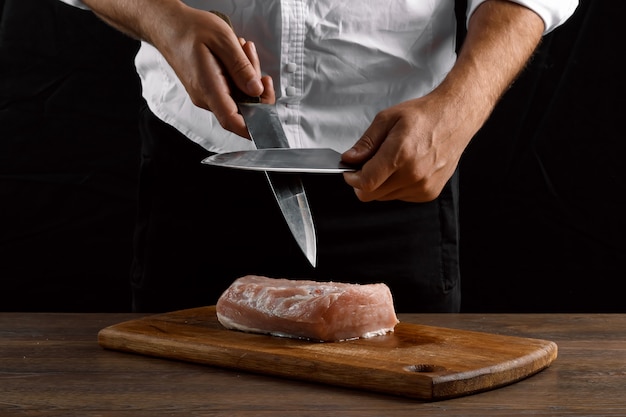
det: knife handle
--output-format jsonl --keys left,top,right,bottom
{"left": 210, "top": 10, "right": 261, "bottom": 104}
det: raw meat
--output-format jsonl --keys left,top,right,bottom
{"left": 216, "top": 275, "right": 399, "bottom": 342}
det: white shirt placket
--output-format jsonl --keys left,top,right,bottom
{"left": 278, "top": 0, "right": 306, "bottom": 148}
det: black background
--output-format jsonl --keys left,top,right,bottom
{"left": 1, "top": 0, "right": 623, "bottom": 312}
{"left": 460, "top": 1, "right": 626, "bottom": 312}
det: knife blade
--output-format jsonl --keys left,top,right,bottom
{"left": 238, "top": 102, "right": 317, "bottom": 267}
{"left": 209, "top": 10, "right": 317, "bottom": 267}
{"left": 202, "top": 148, "right": 358, "bottom": 173}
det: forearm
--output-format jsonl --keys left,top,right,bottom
{"left": 437, "top": 0, "right": 545, "bottom": 134}
{"left": 81, "top": 0, "right": 185, "bottom": 44}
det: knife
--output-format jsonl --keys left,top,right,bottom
{"left": 211, "top": 11, "right": 317, "bottom": 267}
{"left": 202, "top": 148, "right": 359, "bottom": 173}
{"left": 238, "top": 101, "right": 317, "bottom": 267}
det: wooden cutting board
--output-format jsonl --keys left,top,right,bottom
{"left": 98, "top": 306, "right": 557, "bottom": 400}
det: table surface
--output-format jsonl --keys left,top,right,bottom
{"left": 1, "top": 312, "right": 625, "bottom": 416}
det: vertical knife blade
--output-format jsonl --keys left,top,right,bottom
{"left": 237, "top": 102, "right": 289, "bottom": 149}
{"left": 208, "top": 10, "right": 316, "bottom": 267}
{"left": 238, "top": 102, "right": 317, "bottom": 267}
{"left": 264, "top": 171, "right": 316, "bottom": 267}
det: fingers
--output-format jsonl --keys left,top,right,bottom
{"left": 209, "top": 13, "right": 263, "bottom": 98}
{"left": 196, "top": 16, "right": 270, "bottom": 137}
{"left": 191, "top": 45, "right": 250, "bottom": 138}
{"left": 241, "top": 40, "right": 275, "bottom": 104}
{"left": 341, "top": 133, "right": 377, "bottom": 165}
{"left": 343, "top": 160, "right": 444, "bottom": 203}
{"left": 342, "top": 116, "right": 395, "bottom": 199}
{"left": 340, "top": 106, "right": 450, "bottom": 203}
{"left": 151, "top": 9, "right": 268, "bottom": 139}
{"left": 342, "top": 152, "right": 396, "bottom": 202}
{"left": 260, "top": 75, "right": 275, "bottom": 103}
{"left": 241, "top": 39, "right": 259, "bottom": 73}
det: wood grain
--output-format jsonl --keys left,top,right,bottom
{"left": 97, "top": 306, "right": 557, "bottom": 400}
{"left": 2, "top": 312, "right": 626, "bottom": 416}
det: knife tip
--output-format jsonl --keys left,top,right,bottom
{"left": 305, "top": 249, "right": 317, "bottom": 269}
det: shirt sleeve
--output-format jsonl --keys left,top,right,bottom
{"left": 57, "top": 0, "right": 90, "bottom": 10}
{"left": 467, "top": 0, "right": 579, "bottom": 34}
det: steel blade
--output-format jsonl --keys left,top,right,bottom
{"left": 238, "top": 102, "right": 317, "bottom": 267}
{"left": 264, "top": 171, "right": 316, "bottom": 267}
{"left": 201, "top": 148, "right": 358, "bottom": 173}
{"left": 238, "top": 103, "right": 289, "bottom": 149}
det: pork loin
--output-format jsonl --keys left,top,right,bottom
{"left": 216, "top": 275, "right": 399, "bottom": 342}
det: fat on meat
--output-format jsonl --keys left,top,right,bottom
{"left": 216, "top": 275, "right": 399, "bottom": 342}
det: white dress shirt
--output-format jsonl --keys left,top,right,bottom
{"left": 59, "top": 0, "right": 578, "bottom": 154}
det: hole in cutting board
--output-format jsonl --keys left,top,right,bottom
{"left": 404, "top": 364, "right": 446, "bottom": 373}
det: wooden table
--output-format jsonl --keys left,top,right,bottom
{"left": 1, "top": 312, "right": 625, "bottom": 416}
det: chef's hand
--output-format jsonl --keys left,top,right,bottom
{"left": 149, "top": 5, "right": 275, "bottom": 138}
{"left": 341, "top": 0, "right": 544, "bottom": 203}
{"left": 341, "top": 90, "right": 477, "bottom": 203}
{"left": 82, "top": 0, "right": 274, "bottom": 138}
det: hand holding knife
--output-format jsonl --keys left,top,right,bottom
{"left": 206, "top": 11, "right": 317, "bottom": 267}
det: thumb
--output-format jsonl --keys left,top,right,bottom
{"left": 341, "top": 132, "right": 381, "bottom": 165}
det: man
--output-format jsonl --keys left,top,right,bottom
{"left": 58, "top": 0, "right": 577, "bottom": 312}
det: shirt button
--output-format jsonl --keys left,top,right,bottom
{"left": 286, "top": 86, "right": 297, "bottom": 96}
{"left": 286, "top": 62, "right": 297, "bottom": 73}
